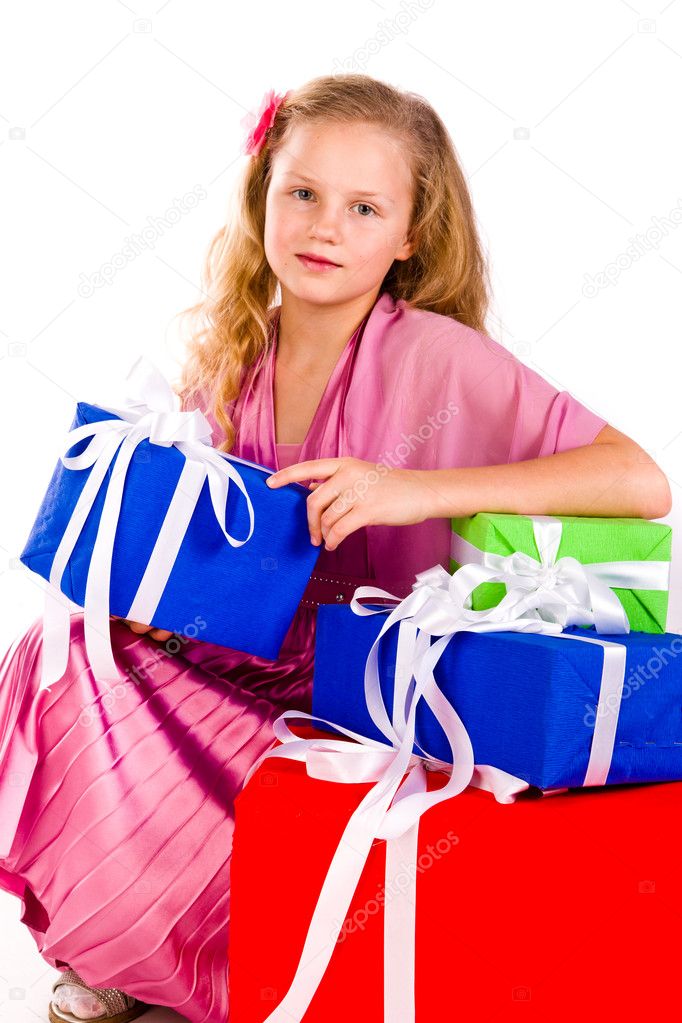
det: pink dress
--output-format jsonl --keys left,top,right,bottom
{"left": 0, "top": 291, "right": 608, "bottom": 1022}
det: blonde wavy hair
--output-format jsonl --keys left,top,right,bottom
{"left": 173, "top": 73, "right": 493, "bottom": 453}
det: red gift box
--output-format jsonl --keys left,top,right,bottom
{"left": 230, "top": 727, "right": 682, "bottom": 1022}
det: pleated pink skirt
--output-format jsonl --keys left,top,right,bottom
{"left": 0, "top": 609, "right": 317, "bottom": 1022}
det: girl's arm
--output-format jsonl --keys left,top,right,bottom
{"left": 266, "top": 424, "right": 672, "bottom": 551}
{"left": 420, "top": 424, "right": 672, "bottom": 521}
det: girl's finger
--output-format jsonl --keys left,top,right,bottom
{"left": 110, "top": 616, "right": 172, "bottom": 642}
{"left": 127, "top": 621, "right": 154, "bottom": 635}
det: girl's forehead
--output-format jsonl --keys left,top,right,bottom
{"left": 282, "top": 119, "right": 400, "bottom": 153}
{"left": 272, "top": 122, "right": 412, "bottom": 191}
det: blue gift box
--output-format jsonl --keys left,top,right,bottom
{"left": 20, "top": 402, "right": 321, "bottom": 661}
{"left": 312, "top": 604, "right": 682, "bottom": 790}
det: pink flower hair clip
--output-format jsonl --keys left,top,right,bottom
{"left": 240, "top": 88, "right": 291, "bottom": 157}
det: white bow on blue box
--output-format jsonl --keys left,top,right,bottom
{"left": 19, "top": 358, "right": 321, "bottom": 692}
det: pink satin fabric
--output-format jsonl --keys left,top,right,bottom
{"left": 0, "top": 290, "right": 608, "bottom": 1022}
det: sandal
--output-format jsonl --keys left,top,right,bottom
{"left": 49, "top": 968, "right": 149, "bottom": 1023}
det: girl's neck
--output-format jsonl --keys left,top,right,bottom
{"left": 275, "top": 286, "right": 381, "bottom": 370}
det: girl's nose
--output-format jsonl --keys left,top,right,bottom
{"left": 310, "top": 225, "right": 341, "bottom": 243}
{"left": 309, "top": 206, "right": 343, "bottom": 240}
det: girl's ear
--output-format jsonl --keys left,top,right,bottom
{"left": 395, "top": 236, "right": 416, "bottom": 261}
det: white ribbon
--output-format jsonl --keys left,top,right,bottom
{"left": 38, "top": 357, "right": 256, "bottom": 692}
{"left": 243, "top": 516, "right": 636, "bottom": 1022}
{"left": 450, "top": 513, "right": 669, "bottom": 633}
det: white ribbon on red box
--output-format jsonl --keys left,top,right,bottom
{"left": 243, "top": 514, "right": 663, "bottom": 1023}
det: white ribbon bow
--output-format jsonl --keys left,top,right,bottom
{"left": 38, "top": 357, "right": 255, "bottom": 692}
{"left": 450, "top": 513, "right": 669, "bottom": 633}
{"left": 243, "top": 516, "right": 638, "bottom": 1022}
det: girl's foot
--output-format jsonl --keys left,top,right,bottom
{"left": 49, "top": 968, "right": 148, "bottom": 1022}
{"left": 52, "top": 982, "right": 107, "bottom": 1019}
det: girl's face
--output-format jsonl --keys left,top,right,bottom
{"left": 264, "top": 121, "right": 416, "bottom": 308}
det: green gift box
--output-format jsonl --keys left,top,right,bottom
{"left": 449, "top": 513, "right": 672, "bottom": 634}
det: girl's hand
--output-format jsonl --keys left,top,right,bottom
{"left": 110, "top": 615, "right": 174, "bottom": 642}
{"left": 265, "top": 457, "right": 437, "bottom": 551}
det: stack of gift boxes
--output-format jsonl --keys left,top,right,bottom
{"left": 230, "top": 512, "right": 682, "bottom": 1022}
{"left": 18, "top": 367, "right": 682, "bottom": 1021}
{"left": 312, "top": 513, "right": 678, "bottom": 791}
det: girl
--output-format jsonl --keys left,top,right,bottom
{"left": 0, "top": 74, "right": 670, "bottom": 1023}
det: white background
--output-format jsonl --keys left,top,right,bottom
{"left": 1, "top": 1, "right": 681, "bottom": 1019}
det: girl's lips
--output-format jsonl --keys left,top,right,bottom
{"left": 296, "top": 254, "right": 341, "bottom": 272}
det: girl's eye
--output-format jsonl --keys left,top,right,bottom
{"left": 290, "top": 189, "right": 377, "bottom": 217}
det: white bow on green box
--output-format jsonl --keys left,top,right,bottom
{"left": 449, "top": 512, "right": 672, "bottom": 634}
